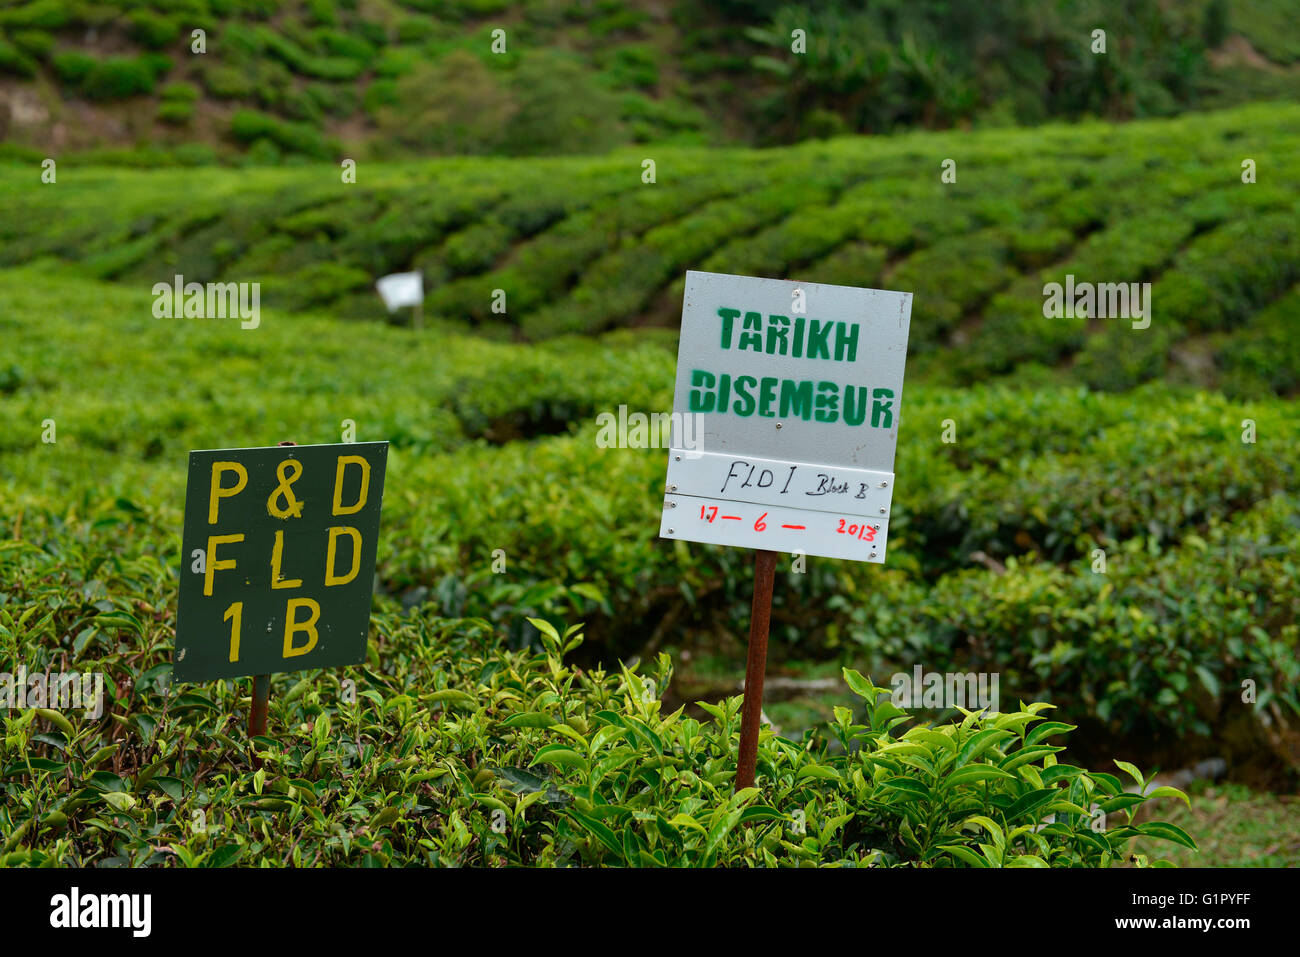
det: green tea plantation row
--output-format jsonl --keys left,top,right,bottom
{"left": 2, "top": 103, "right": 1298, "bottom": 394}
{"left": 2, "top": 269, "right": 1295, "bottom": 781}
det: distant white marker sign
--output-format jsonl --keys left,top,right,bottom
{"left": 375, "top": 271, "right": 424, "bottom": 312}
{"left": 661, "top": 270, "right": 912, "bottom": 563}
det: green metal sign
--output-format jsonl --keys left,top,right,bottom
{"left": 174, "top": 442, "right": 388, "bottom": 683}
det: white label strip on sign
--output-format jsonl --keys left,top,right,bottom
{"left": 660, "top": 496, "right": 890, "bottom": 564}
{"left": 664, "top": 449, "right": 894, "bottom": 518}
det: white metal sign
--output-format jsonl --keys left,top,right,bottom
{"left": 661, "top": 270, "right": 911, "bottom": 563}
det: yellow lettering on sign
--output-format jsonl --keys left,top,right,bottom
{"left": 269, "top": 529, "right": 303, "bottom": 590}
{"left": 204, "top": 534, "right": 244, "bottom": 597}
{"left": 331, "top": 455, "right": 370, "bottom": 516}
{"left": 267, "top": 458, "right": 305, "bottom": 519}
{"left": 325, "top": 526, "right": 362, "bottom": 586}
{"left": 282, "top": 597, "right": 320, "bottom": 658}
{"left": 224, "top": 601, "right": 242, "bottom": 662}
{"left": 208, "top": 462, "right": 248, "bottom": 524}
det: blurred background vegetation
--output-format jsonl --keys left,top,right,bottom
{"left": 1, "top": 0, "right": 1299, "bottom": 163}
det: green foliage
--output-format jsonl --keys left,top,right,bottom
{"left": 0, "top": 581, "right": 1192, "bottom": 867}
{"left": 253, "top": 25, "right": 367, "bottom": 80}
{"left": 51, "top": 50, "right": 96, "bottom": 85}
{"left": 128, "top": 10, "right": 180, "bottom": 50}
{"left": 10, "top": 28, "right": 53, "bottom": 59}
{"left": 1, "top": 104, "right": 1297, "bottom": 390}
{"left": 1215, "top": 287, "right": 1300, "bottom": 396}
{"left": 90, "top": 58, "right": 160, "bottom": 100}
{"left": 0, "top": 0, "right": 1296, "bottom": 160}
{"left": 502, "top": 51, "right": 628, "bottom": 156}
{"left": 200, "top": 62, "right": 255, "bottom": 99}
{"left": 156, "top": 101, "right": 195, "bottom": 126}
{"left": 0, "top": 0, "right": 71, "bottom": 30}
{"left": 1232, "top": 0, "right": 1300, "bottom": 63}
{"left": 160, "top": 81, "right": 200, "bottom": 103}
{"left": 229, "top": 109, "right": 338, "bottom": 159}
{"left": 603, "top": 43, "right": 659, "bottom": 90}
{"left": 0, "top": 37, "right": 38, "bottom": 77}
{"left": 51, "top": 52, "right": 163, "bottom": 100}
{"left": 0, "top": 267, "right": 1294, "bottom": 779}
{"left": 375, "top": 51, "right": 517, "bottom": 154}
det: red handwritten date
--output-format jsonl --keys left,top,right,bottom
{"left": 836, "top": 519, "right": 877, "bottom": 541}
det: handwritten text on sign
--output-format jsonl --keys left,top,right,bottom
{"left": 662, "top": 271, "right": 911, "bottom": 563}
{"left": 174, "top": 442, "right": 388, "bottom": 682}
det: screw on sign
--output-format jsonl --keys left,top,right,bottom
{"left": 660, "top": 271, "right": 912, "bottom": 790}
{"left": 174, "top": 440, "right": 388, "bottom": 763}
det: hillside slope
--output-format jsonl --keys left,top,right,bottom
{"left": 3, "top": 102, "right": 1298, "bottom": 395}
{"left": 1, "top": 0, "right": 1298, "bottom": 160}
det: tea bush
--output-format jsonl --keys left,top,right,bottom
{"left": 0, "top": 571, "right": 1194, "bottom": 867}
{"left": 1, "top": 268, "right": 1293, "bottom": 774}
{"left": 1, "top": 0, "right": 1298, "bottom": 163}
{"left": 3, "top": 103, "right": 1296, "bottom": 395}
{"left": 1215, "top": 287, "right": 1300, "bottom": 397}
{"left": 1, "top": 98, "right": 1298, "bottom": 870}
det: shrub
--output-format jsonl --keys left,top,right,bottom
{"left": 376, "top": 51, "right": 517, "bottom": 154}
{"left": 0, "top": 570, "right": 1195, "bottom": 866}
{"left": 51, "top": 50, "right": 96, "bottom": 85}
{"left": 1215, "top": 287, "right": 1300, "bottom": 397}
{"left": 10, "top": 28, "right": 52, "bottom": 58}
{"left": 229, "top": 109, "right": 337, "bottom": 159}
{"left": 84, "top": 57, "right": 159, "bottom": 100}
{"left": 503, "top": 51, "right": 627, "bottom": 156}
{"left": 171, "top": 143, "right": 219, "bottom": 166}
{"left": 0, "top": 0, "right": 70, "bottom": 30}
{"left": 310, "top": 28, "right": 375, "bottom": 62}
{"left": 128, "top": 10, "right": 179, "bottom": 49}
{"left": 605, "top": 43, "right": 659, "bottom": 90}
{"left": 371, "top": 45, "right": 421, "bottom": 78}
{"left": 266, "top": 262, "right": 372, "bottom": 310}
{"left": 441, "top": 219, "right": 512, "bottom": 277}
{"left": 156, "top": 101, "right": 195, "bottom": 126}
{"left": 244, "top": 137, "right": 282, "bottom": 166}
{"left": 254, "top": 25, "right": 365, "bottom": 81}
{"left": 305, "top": 0, "right": 338, "bottom": 26}
{"left": 201, "top": 63, "right": 255, "bottom": 99}
{"left": 160, "top": 81, "right": 200, "bottom": 102}
{"left": 0, "top": 38, "right": 37, "bottom": 77}
{"left": 396, "top": 17, "right": 437, "bottom": 43}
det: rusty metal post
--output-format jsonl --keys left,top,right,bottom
{"left": 735, "top": 548, "right": 778, "bottom": 791}
{"left": 249, "top": 674, "right": 270, "bottom": 738}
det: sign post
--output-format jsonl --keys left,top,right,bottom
{"left": 660, "top": 270, "right": 912, "bottom": 790}
{"left": 174, "top": 440, "right": 388, "bottom": 762}
{"left": 249, "top": 674, "right": 270, "bottom": 753}
{"left": 735, "top": 548, "right": 777, "bottom": 791}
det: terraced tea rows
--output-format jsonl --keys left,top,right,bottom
{"left": 3, "top": 104, "right": 1298, "bottom": 395}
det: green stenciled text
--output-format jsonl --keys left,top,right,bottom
{"left": 689, "top": 370, "right": 894, "bottom": 428}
